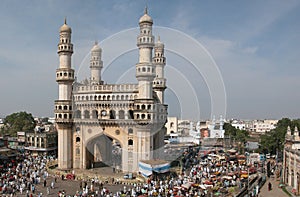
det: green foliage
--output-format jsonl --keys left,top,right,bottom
{"left": 1, "top": 111, "right": 36, "bottom": 136}
{"left": 259, "top": 118, "right": 300, "bottom": 155}
{"left": 224, "top": 122, "right": 249, "bottom": 144}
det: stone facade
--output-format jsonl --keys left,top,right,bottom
{"left": 283, "top": 126, "right": 300, "bottom": 195}
{"left": 25, "top": 131, "right": 58, "bottom": 154}
{"left": 55, "top": 9, "right": 167, "bottom": 172}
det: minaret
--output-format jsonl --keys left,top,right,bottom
{"left": 90, "top": 42, "right": 103, "bottom": 85}
{"left": 153, "top": 36, "right": 166, "bottom": 103}
{"left": 219, "top": 115, "right": 224, "bottom": 130}
{"left": 287, "top": 126, "right": 291, "bottom": 136}
{"left": 136, "top": 7, "right": 155, "bottom": 99}
{"left": 294, "top": 126, "right": 299, "bottom": 138}
{"left": 55, "top": 19, "right": 74, "bottom": 169}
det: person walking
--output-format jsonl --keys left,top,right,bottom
{"left": 268, "top": 182, "right": 272, "bottom": 191}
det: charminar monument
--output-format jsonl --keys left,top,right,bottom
{"left": 54, "top": 8, "right": 168, "bottom": 173}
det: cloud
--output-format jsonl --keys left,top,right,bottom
{"left": 0, "top": 0, "right": 299, "bottom": 120}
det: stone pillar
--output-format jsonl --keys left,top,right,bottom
{"left": 39, "top": 137, "right": 42, "bottom": 148}
{"left": 34, "top": 136, "right": 37, "bottom": 147}
{"left": 115, "top": 110, "right": 119, "bottom": 119}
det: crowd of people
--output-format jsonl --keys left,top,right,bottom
{"left": 0, "top": 153, "right": 56, "bottom": 196}
{"left": 67, "top": 147, "right": 259, "bottom": 197}
{"left": 0, "top": 147, "right": 261, "bottom": 197}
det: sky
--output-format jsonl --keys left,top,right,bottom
{"left": 0, "top": 0, "right": 299, "bottom": 120}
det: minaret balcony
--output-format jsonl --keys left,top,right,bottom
{"left": 57, "top": 43, "right": 73, "bottom": 53}
{"left": 54, "top": 100, "right": 73, "bottom": 117}
{"left": 153, "top": 78, "right": 166, "bottom": 88}
{"left": 136, "top": 64, "right": 155, "bottom": 78}
{"left": 153, "top": 57, "right": 166, "bottom": 64}
{"left": 137, "top": 35, "right": 154, "bottom": 46}
{"left": 56, "top": 69, "right": 74, "bottom": 82}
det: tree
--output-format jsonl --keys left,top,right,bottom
{"left": 259, "top": 118, "right": 300, "bottom": 155}
{"left": 224, "top": 122, "right": 249, "bottom": 142}
{"left": 0, "top": 111, "right": 36, "bottom": 136}
{"left": 224, "top": 122, "right": 249, "bottom": 152}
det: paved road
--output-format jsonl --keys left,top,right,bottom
{"left": 259, "top": 176, "right": 288, "bottom": 197}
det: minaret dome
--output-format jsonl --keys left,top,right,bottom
{"left": 139, "top": 7, "right": 153, "bottom": 24}
{"left": 59, "top": 18, "right": 72, "bottom": 33}
{"left": 91, "top": 41, "right": 102, "bottom": 52}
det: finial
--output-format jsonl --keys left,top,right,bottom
{"left": 295, "top": 126, "right": 298, "bottom": 132}
{"left": 157, "top": 35, "right": 160, "bottom": 42}
{"left": 144, "top": 6, "right": 148, "bottom": 14}
{"left": 64, "top": 17, "right": 67, "bottom": 25}
{"left": 95, "top": 40, "right": 98, "bottom": 45}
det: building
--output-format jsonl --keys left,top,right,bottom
{"left": 283, "top": 126, "right": 300, "bottom": 195}
{"left": 231, "top": 120, "right": 246, "bottom": 130}
{"left": 166, "top": 117, "right": 178, "bottom": 135}
{"left": 207, "top": 116, "right": 225, "bottom": 138}
{"left": 247, "top": 119, "right": 278, "bottom": 133}
{"left": 25, "top": 130, "right": 58, "bottom": 156}
{"left": 54, "top": 8, "right": 168, "bottom": 172}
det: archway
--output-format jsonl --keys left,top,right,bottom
{"left": 85, "top": 134, "right": 122, "bottom": 170}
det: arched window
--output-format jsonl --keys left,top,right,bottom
{"left": 109, "top": 110, "right": 116, "bottom": 119}
{"left": 76, "top": 137, "right": 80, "bottom": 142}
{"left": 128, "top": 128, "right": 133, "bottom": 134}
{"left": 75, "top": 110, "right": 81, "bottom": 119}
{"left": 128, "top": 110, "right": 134, "bottom": 119}
{"left": 84, "top": 110, "right": 90, "bottom": 119}
{"left": 141, "top": 105, "right": 145, "bottom": 110}
{"left": 141, "top": 114, "right": 145, "bottom": 119}
{"left": 128, "top": 139, "right": 133, "bottom": 146}
{"left": 92, "top": 110, "right": 98, "bottom": 119}
{"left": 119, "top": 110, "right": 125, "bottom": 119}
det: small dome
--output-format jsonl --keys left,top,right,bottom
{"left": 60, "top": 18, "right": 72, "bottom": 33}
{"left": 139, "top": 7, "right": 153, "bottom": 24}
{"left": 91, "top": 41, "right": 101, "bottom": 52}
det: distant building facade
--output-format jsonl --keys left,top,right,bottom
{"left": 25, "top": 130, "right": 58, "bottom": 155}
{"left": 247, "top": 119, "right": 278, "bottom": 133}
